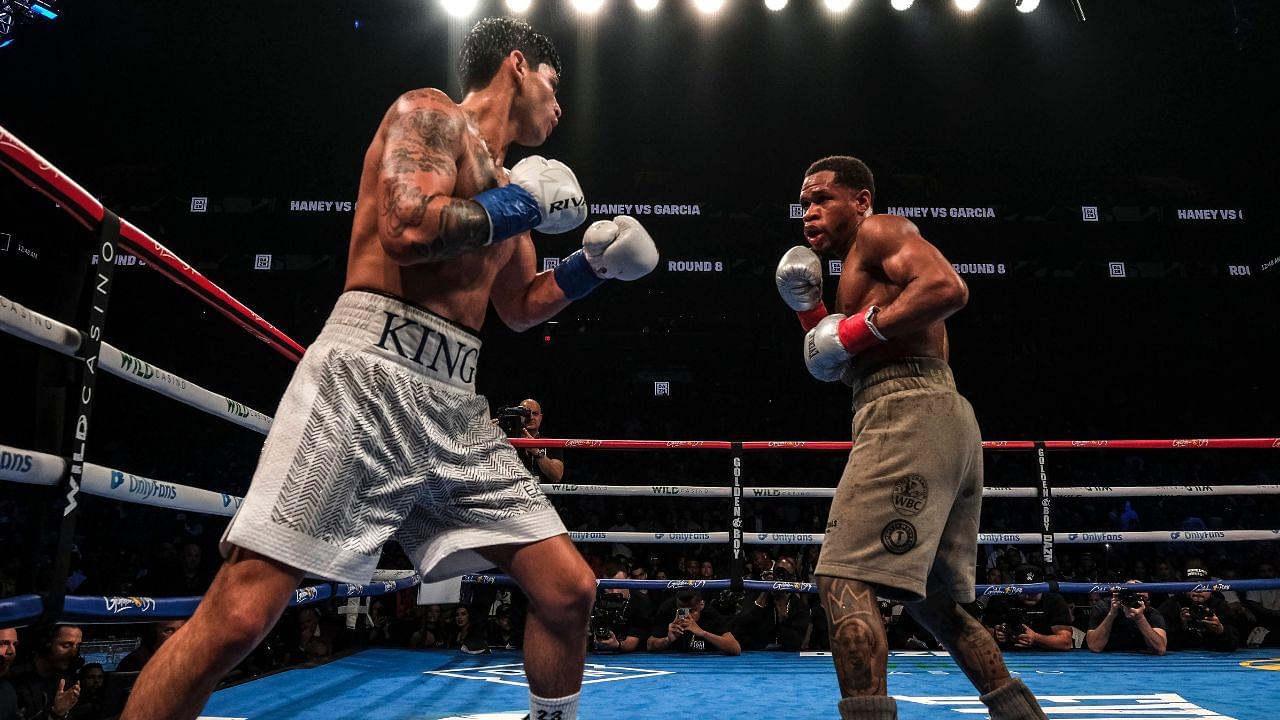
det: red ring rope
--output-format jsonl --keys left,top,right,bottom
{"left": 0, "top": 125, "right": 304, "bottom": 363}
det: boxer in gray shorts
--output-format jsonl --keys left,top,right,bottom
{"left": 821, "top": 357, "right": 983, "bottom": 604}
{"left": 776, "top": 156, "right": 1047, "bottom": 720}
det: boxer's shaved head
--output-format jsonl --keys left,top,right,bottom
{"left": 805, "top": 156, "right": 875, "bottom": 203}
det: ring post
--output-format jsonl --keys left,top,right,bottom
{"left": 41, "top": 209, "right": 121, "bottom": 623}
{"left": 1033, "top": 441, "right": 1056, "bottom": 574}
{"left": 730, "top": 442, "right": 744, "bottom": 592}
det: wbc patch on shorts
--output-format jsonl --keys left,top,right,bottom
{"left": 892, "top": 474, "right": 929, "bottom": 517}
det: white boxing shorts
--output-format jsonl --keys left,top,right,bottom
{"left": 221, "top": 290, "right": 565, "bottom": 584}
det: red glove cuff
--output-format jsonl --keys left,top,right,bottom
{"left": 837, "top": 308, "right": 888, "bottom": 355}
{"left": 797, "top": 305, "right": 829, "bottom": 332}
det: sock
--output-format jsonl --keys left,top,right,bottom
{"left": 837, "top": 695, "right": 898, "bottom": 720}
{"left": 529, "top": 690, "right": 580, "bottom": 720}
{"left": 980, "top": 678, "right": 1049, "bottom": 720}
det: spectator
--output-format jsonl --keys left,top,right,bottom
{"left": 644, "top": 553, "right": 662, "bottom": 579}
{"left": 448, "top": 607, "right": 486, "bottom": 654}
{"left": 1152, "top": 559, "right": 1176, "bottom": 581}
{"left": 487, "top": 605, "right": 522, "bottom": 650}
{"left": 591, "top": 565, "right": 651, "bottom": 653}
{"left": 879, "top": 600, "right": 938, "bottom": 651}
{"left": 1, "top": 627, "right": 18, "bottom": 720}
{"left": 980, "top": 567, "right": 1073, "bottom": 651}
{"left": 149, "top": 543, "right": 212, "bottom": 597}
{"left": 1157, "top": 569, "right": 1240, "bottom": 652}
{"left": 513, "top": 399, "right": 565, "bottom": 483}
{"left": 748, "top": 549, "right": 773, "bottom": 578}
{"left": 605, "top": 511, "right": 636, "bottom": 559}
{"left": 1076, "top": 553, "right": 1101, "bottom": 582}
{"left": 1119, "top": 501, "right": 1140, "bottom": 530}
{"left": 68, "top": 664, "right": 104, "bottom": 720}
{"left": 699, "top": 561, "right": 714, "bottom": 580}
{"left": 115, "top": 621, "right": 184, "bottom": 672}
{"left": 10, "top": 625, "right": 83, "bottom": 720}
{"left": 732, "top": 560, "right": 810, "bottom": 651}
{"left": 285, "top": 609, "right": 328, "bottom": 664}
{"left": 683, "top": 559, "right": 701, "bottom": 580}
{"left": 1086, "top": 581, "right": 1167, "bottom": 654}
{"left": 409, "top": 605, "right": 447, "bottom": 649}
{"left": 304, "top": 639, "right": 331, "bottom": 663}
{"left": 1244, "top": 561, "right": 1280, "bottom": 647}
{"left": 363, "top": 601, "right": 395, "bottom": 646}
{"left": 648, "top": 591, "right": 740, "bottom": 655}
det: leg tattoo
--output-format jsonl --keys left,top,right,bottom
{"left": 819, "top": 577, "right": 890, "bottom": 697}
{"left": 906, "top": 595, "right": 1011, "bottom": 694}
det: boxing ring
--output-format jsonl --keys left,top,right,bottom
{"left": 4, "top": 124, "right": 1280, "bottom": 719}
{"left": 196, "top": 648, "right": 1278, "bottom": 720}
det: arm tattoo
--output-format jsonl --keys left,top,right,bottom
{"left": 406, "top": 199, "right": 490, "bottom": 261}
{"left": 380, "top": 108, "right": 463, "bottom": 241}
{"left": 819, "top": 578, "right": 889, "bottom": 697}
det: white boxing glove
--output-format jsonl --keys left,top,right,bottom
{"left": 507, "top": 155, "right": 587, "bottom": 234}
{"left": 776, "top": 245, "right": 823, "bottom": 312}
{"left": 581, "top": 215, "right": 659, "bottom": 280}
{"left": 804, "top": 314, "right": 852, "bottom": 382}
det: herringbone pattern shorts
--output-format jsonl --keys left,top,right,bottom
{"left": 221, "top": 292, "right": 565, "bottom": 583}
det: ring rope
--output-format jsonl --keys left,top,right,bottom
{"left": 8, "top": 573, "right": 1280, "bottom": 627}
{"left": 461, "top": 575, "right": 1280, "bottom": 596}
{"left": 5, "top": 442, "right": 1280, "bottom": 527}
{"left": 0, "top": 576, "right": 421, "bottom": 627}
{"left": 563, "top": 530, "right": 1280, "bottom": 545}
{"left": 0, "top": 125, "right": 305, "bottom": 362}
{"left": 543, "top": 483, "right": 1280, "bottom": 499}
{"left": 1, "top": 294, "right": 272, "bottom": 433}
{"left": 511, "top": 437, "right": 1280, "bottom": 452}
{"left": 0, "top": 442, "right": 244, "bottom": 516}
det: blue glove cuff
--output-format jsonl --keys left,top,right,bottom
{"left": 471, "top": 184, "right": 541, "bottom": 243}
{"left": 554, "top": 250, "right": 606, "bottom": 301}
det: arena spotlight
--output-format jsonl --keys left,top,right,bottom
{"left": 824, "top": 0, "right": 853, "bottom": 12}
{"left": 635, "top": 0, "right": 659, "bottom": 10}
{"left": 954, "top": 0, "right": 979, "bottom": 11}
{"left": 1014, "top": 0, "right": 1038, "bottom": 11}
{"left": 506, "top": 0, "right": 532, "bottom": 12}
{"left": 764, "top": 0, "right": 787, "bottom": 10}
{"left": 891, "top": 0, "right": 913, "bottom": 9}
{"left": 693, "top": 0, "right": 724, "bottom": 14}
{"left": 440, "top": 0, "right": 477, "bottom": 16}
{"left": 572, "top": 0, "right": 606, "bottom": 12}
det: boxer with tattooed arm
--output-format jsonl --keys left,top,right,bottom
{"left": 124, "top": 17, "right": 657, "bottom": 720}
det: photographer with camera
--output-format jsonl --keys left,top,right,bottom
{"left": 1156, "top": 567, "right": 1240, "bottom": 652}
{"left": 980, "top": 566, "right": 1074, "bottom": 651}
{"left": 9, "top": 625, "right": 83, "bottom": 720}
{"left": 648, "top": 590, "right": 741, "bottom": 655}
{"left": 1086, "top": 580, "right": 1167, "bottom": 654}
{"left": 732, "top": 557, "right": 811, "bottom": 651}
{"left": 591, "top": 564, "right": 652, "bottom": 653}
{"left": 495, "top": 399, "right": 564, "bottom": 483}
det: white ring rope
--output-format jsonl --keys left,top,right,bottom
{"left": 2, "top": 442, "right": 1274, "bottom": 543}
{"left": 1, "top": 293, "right": 271, "bottom": 434}
{"left": 543, "top": 483, "right": 1280, "bottom": 499}
{"left": 0, "top": 443, "right": 243, "bottom": 516}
